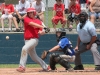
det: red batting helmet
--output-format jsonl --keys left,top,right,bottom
{"left": 26, "top": 8, "right": 36, "bottom": 15}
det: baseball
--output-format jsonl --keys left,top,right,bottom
{"left": 6, "top": 36, "right": 9, "bottom": 40}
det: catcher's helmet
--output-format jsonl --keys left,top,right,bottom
{"left": 56, "top": 28, "right": 66, "bottom": 42}
{"left": 26, "top": 8, "right": 36, "bottom": 16}
{"left": 78, "top": 12, "right": 88, "bottom": 23}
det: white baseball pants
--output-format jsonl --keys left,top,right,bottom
{"left": 19, "top": 38, "right": 48, "bottom": 70}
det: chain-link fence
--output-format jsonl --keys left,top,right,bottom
{"left": 0, "top": 0, "right": 100, "bottom": 30}
{"left": 43, "top": 0, "right": 100, "bottom": 30}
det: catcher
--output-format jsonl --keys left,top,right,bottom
{"left": 41, "top": 28, "right": 75, "bottom": 70}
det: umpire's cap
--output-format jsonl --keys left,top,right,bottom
{"left": 26, "top": 8, "right": 36, "bottom": 15}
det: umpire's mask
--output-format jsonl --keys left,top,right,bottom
{"left": 56, "top": 28, "right": 66, "bottom": 42}
{"left": 79, "top": 12, "right": 88, "bottom": 24}
{"left": 78, "top": 12, "right": 88, "bottom": 29}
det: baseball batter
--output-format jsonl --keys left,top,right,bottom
{"left": 16, "top": 8, "right": 50, "bottom": 72}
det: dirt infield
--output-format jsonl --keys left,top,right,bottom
{"left": 0, "top": 68, "right": 100, "bottom": 75}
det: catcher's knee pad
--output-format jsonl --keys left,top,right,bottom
{"left": 50, "top": 53, "right": 61, "bottom": 62}
{"left": 50, "top": 53, "right": 59, "bottom": 58}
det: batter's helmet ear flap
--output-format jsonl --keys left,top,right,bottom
{"left": 33, "top": 10, "right": 36, "bottom": 16}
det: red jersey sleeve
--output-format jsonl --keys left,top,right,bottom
{"left": 34, "top": 19, "right": 43, "bottom": 31}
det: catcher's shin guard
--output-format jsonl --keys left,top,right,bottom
{"left": 58, "top": 59, "right": 72, "bottom": 70}
{"left": 49, "top": 53, "right": 59, "bottom": 70}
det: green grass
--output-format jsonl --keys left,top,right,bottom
{"left": 44, "top": 10, "right": 77, "bottom": 28}
{"left": 0, "top": 64, "right": 95, "bottom": 68}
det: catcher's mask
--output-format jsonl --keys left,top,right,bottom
{"left": 56, "top": 28, "right": 66, "bottom": 42}
{"left": 26, "top": 8, "right": 36, "bottom": 16}
{"left": 78, "top": 12, "right": 88, "bottom": 29}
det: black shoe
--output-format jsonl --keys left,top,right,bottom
{"left": 68, "top": 28, "right": 72, "bottom": 31}
{"left": 66, "top": 66, "right": 73, "bottom": 71}
{"left": 74, "top": 65, "right": 84, "bottom": 70}
{"left": 16, "top": 29, "right": 20, "bottom": 32}
{"left": 95, "top": 66, "right": 100, "bottom": 70}
{"left": 1, "top": 30, "right": 5, "bottom": 32}
{"left": 8, "top": 30, "right": 12, "bottom": 32}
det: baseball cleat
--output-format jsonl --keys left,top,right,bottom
{"left": 41, "top": 66, "right": 51, "bottom": 72}
{"left": 74, "top": 65, "right": 84, "bottom": 70}
{"left": 16, "top": 66, "right": 25, "bottom": 72}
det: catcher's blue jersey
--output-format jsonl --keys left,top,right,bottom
{"left": 58, "top": 37, "right": 75, "bottom": 56}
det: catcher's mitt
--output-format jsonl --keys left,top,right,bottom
{"left": 41, "top": 50, "right": 48, "bottom": 60}
{"left": 44, "top": 27, "right": 50, "bottom": 33}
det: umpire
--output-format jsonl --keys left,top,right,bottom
{"left": 74, "top": 12, "right": 100, "bottom": 70}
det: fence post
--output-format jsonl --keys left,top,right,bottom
{"left": 45, "top": 0, "right": 48, "bottom": 27}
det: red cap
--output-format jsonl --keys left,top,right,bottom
{"left": 27, "top": 8, "right": 36, "bottom": 15}
{"left": 27, "top": 8, "right": 36, "bottom": 13}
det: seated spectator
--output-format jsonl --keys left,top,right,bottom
{"left": 52, "top": 0, "right": 67, "bottom": 31}
{"left": 27, "top": 0, "right": 36, "bottom": 7}
{"left": 78, "top": 0, "right": 88, "bottom": 11}
{"left": 32, "top": 0, "right": 45, "bottom": 22}
{"left": 0, "top": 2, "right": 18, "bottom": 32}
{"left": 13, "top": 0, "right": 30, "bottom": 31}
{"left": 67, "top": 0, "right": 81, "bottom": 31}
{"left": 89, "top": 0, "right": 100, "bottom": 24}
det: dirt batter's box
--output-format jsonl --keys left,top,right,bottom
{"left": 0, "top": 0, "right": 18, "bottom": 4}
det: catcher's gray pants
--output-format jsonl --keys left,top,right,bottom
{"left": 59, "top": 55, "right": 75, "bottom": 62}
{"left": 75, "top": 43, "right": 100, "bottom": 66}
{"left": 19, "top": 38, "right": 48, "bottom": 70}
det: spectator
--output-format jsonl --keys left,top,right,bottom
{"left": 89, "top": 0, "right": 100, "bottom": 24}
{"left": 52, "top": 0, "right": 67, "bottom": 31}
{"left": 13, "top": 0, "right": 30, "bottom": 31}
{"left": 27, "top": 0, "right": 36, "bottom": 7}
{"left": 74, "top": 12, "right": 100, "bottom": 70}
{"left": 78, "top": 0, "right": 88, "bottom": 11}
{"left": 16, "top": 8, "right": 50, "bottom": 72}
{"left": 0, "top": 2, "right": 20, "bottom": 32}
{"left": 64, "top": 0, "right": 70, "bottom": 14}
{"left": 32, "top": 0, "right": 45, "bottom": 22}
{"left": 67, "top": 0, "right": 81, "bottom": 31}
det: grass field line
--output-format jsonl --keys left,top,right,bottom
{"left": 0, "top": 64, "right": 95, "bottom": 68}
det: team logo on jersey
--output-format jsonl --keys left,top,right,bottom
{"left": 20, "top": 7, "right": 25, "bottom": 11}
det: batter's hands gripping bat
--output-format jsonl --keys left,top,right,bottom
{"left": 41, "top": 50, "right": 48, "bottom": 60}
{"left": 42, "top": 22, "right": 50, "bottom": 33}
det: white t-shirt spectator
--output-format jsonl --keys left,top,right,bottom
{"left": 64, "top": 0, "right": 70, "bottom": 9}
{"left": 15, "top": 1, "right": 30, "bottom": 14}
{"left": 32, "top": 1, "right": 45, "bottom": 13}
